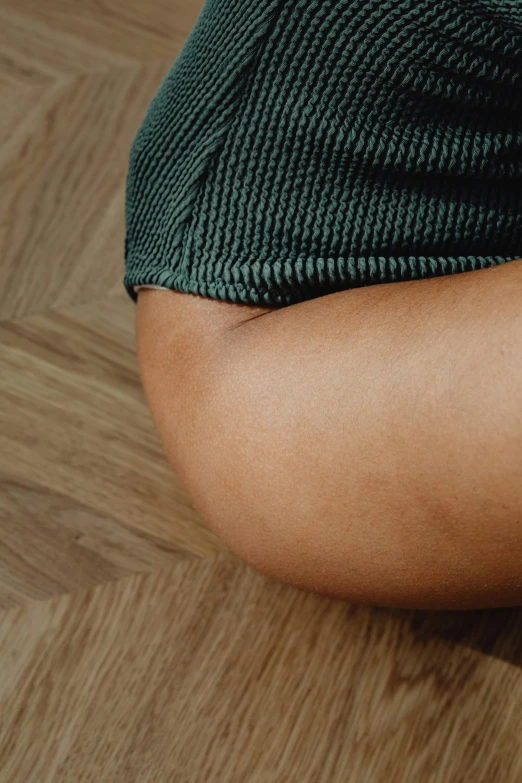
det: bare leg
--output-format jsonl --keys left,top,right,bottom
{"left": 136, "top": 260, "right": 522, "bottom": 610}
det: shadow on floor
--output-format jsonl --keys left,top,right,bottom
{"left": 401, "top": 606, "right": 522, "bottom": 668}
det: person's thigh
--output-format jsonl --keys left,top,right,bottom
{"left": 136, "top": 289, "right": 274, "bottom": 347}
{"left": 135, "top": 288, "right": 274, "bottom": 466}
{"left": 135, "top": 266, "right": 522, "bottom": 610}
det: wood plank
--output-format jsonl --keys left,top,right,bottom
{"left": 0, "top": 9, "right": 133, "bottom": 89}
{"left": 0, "top": 555, "right": 521, "bottom": 782}
{"left": 0, "top": 84, "right": 48, "bottom": 154}
{"left": 0, "top": 0, "right": 203, "bottom": 61}
{"left": 0, "top": 293, "right": 225, "bottom": 607}
{"left": 0, "top": 64, "right": 169, "bottom": 321}
{"left": 0, "top": 470, "right": 190, "bottom": 610}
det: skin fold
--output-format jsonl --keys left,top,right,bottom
{"left": 136, "top": 259, "right": 522, "bottom": 611}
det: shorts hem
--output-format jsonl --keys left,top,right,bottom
{"left": 123, "top": 252, "right": 521, "bottom": 307}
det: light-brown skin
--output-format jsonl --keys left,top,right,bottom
{"left": 136, "top": 258, "right": 522, "bottom": 610}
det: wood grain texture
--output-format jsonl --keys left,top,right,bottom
{"left": 0, "top": 0, "right": 201, "bottom": 60}
{"left": 0, "top": 293, "right": 225, "bottom": 609}
{"left": 0, "top": 64, "right": 172, "bottom": 321}
{"left": 1, "top": 0, "right": 522, "bottom": 779}
{"left": 0, "top": 8, "right": 134, "bottom": 85}
{"left": 0, "top": 472, "right": 185, "bottom": 609}
{"left": 1, "top": 555, "right": 522, "bottom": 783}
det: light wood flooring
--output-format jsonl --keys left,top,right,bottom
{"left": 1, "top": 1, "right": 522, "bottom": 780}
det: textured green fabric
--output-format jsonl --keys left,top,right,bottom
{"left": 124, "top": 0, "right": 522, "bottom": 307}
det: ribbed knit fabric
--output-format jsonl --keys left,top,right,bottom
{"left": 124, "top": 0, "right": 522, "bottom": 308}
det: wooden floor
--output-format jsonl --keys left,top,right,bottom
{"left": 1, "top": 1, "right": 522, "bottom": 780}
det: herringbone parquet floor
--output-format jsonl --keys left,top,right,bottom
{"left": 1, "top": 1, "right": 522, "bottom": 781}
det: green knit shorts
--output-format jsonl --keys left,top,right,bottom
{"left": 125, "top": 0, "right": 522, "bottom": 308}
